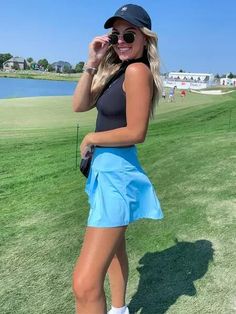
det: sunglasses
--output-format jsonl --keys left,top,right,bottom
{"left": 109, "top": 32, "right": 136, "bottom": 45}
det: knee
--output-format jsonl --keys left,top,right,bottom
{"left": 72, "top": 271, "right": 102, "bottom": 303}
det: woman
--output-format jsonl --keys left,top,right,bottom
{"left": 72, "top": 4, "right": 164, "bottom": 314}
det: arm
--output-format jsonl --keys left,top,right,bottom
{"left": 81, "top": 63, "right": 153, "bottom": 153}
{"left": 72, "top": 35, "right": 110, "bottom": 112}
{"left": 72, "top": 67, "right": 97, "bottom": 112}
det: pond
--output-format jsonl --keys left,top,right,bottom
{"left": 0, "top": 77, "right": 77, "bottom": 99}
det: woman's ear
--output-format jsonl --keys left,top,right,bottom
{"left": 144, "top": 36, "right": 148, "bottom": 47}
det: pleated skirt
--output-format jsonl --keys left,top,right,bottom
{"left": 85, "top": 145, "right": 164, "bottom": 227}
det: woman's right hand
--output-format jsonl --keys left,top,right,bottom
{"left": 87, "top": 35, "right": 110, "bottom": 67}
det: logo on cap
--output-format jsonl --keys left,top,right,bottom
{"left": 121, "top": 6, "right": 127, "bottom": 11}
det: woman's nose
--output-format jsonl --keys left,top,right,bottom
{"left": 118, "top": 35, "right": 125, "bottom": 44}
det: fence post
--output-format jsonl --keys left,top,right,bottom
{"left": 75, "top": 123, "right": 79, "bottom": 169}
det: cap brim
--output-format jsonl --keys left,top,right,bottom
{"left": 104, "top": 15, "right": 142, "bottom": 29}
{"left": 104, "top": 16, "right": 119, "bottom": 29}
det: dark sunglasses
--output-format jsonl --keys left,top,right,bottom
{"left": 109, "top": 32, "right": 136, "bottom": 45}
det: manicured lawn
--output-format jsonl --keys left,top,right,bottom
{"left": 0, "top": 91, "right": 235, "bottom": 313}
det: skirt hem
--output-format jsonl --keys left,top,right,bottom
{"left": 87, "top": 214, "right": 164, "bottom": 228}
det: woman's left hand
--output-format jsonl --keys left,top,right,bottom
{"left": 80, "top": 133, "right": 94, "bottom": 159}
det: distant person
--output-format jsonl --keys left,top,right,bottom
{"left": 72, "top": 4, "right": 164, "bottom": 314}
{"left": 180, "top": 89, "right": 186, "bottom": 99}
{"left": 168, "top": 86, "right": 176, "bottom": 102}
{"left": 162, "top": 88, "right": 166, "bottom": 100}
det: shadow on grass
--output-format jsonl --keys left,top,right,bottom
{"left": 128, "top": 239, "right": 214, "bottom": 314}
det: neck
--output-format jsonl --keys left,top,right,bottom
{"left": 121, "top": 50, "right": 149, "bottom": 66}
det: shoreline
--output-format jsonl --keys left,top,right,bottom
{"left": 0, "top": 95, "right": 72, "bottom": 101}
{"left": 0, "top": 71, "right": 81, "bottom": 82}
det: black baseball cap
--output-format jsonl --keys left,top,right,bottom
{"left": 104, "top": 4, "right": 152, "bottom": 30}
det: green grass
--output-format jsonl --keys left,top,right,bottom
{"left": 0, "top": 91, "right": 236, "bottom": 313}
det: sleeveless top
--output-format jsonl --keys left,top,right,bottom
{"left": 95, "top": 73, "right": 126, "bottom": 132}
{"left": 95, "top": 54, "right": 150, "bottom": 133}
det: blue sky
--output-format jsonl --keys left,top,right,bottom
{"left": 1, "top": 0, "right": 235, "bottom": 74}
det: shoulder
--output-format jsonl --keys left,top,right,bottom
{"left": 125, "top": 62, "right": 152, "bottom": 79}
{"left": 123, "top": 62, "right": 153, "bottom": 95}
{"left": 124, "top": 63, "right": 153, "bottom": 93}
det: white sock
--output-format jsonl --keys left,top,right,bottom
{"left": 110, "top": 305, "right": 127, "bottom": 314}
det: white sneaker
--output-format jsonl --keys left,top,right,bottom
{"left": 107, "top": 307, "right": 129, "bottom": 314}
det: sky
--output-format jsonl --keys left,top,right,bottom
{"left": 1, "top": 0, "right": 235, "bottom": 75}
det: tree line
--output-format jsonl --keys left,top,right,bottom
{"left": 0, "top": 53, "right": 85, "bottom": 73}
{"left": 214, "top": 73, "right": 236, "bottom": 79}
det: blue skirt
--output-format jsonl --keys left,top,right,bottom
{"left": 85, "top": 145, "right": 164, "bottom": 228}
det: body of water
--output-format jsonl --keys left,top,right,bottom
{"left": 0, "top": 77, "right": 77, "bottom": 99}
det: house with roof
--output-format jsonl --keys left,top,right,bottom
{"left": 51, "top": 61, "right": 72, "bottom": 73}
{"left": 3, "top": 57, "right": 27, "bottom": 70}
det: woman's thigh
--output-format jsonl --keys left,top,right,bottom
{"left": 109, "top": 234, "right": 127, "bottom": 265}
{"left": 73, "top": 226, "right": 128, "bottom": 282}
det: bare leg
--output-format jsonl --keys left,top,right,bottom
{"left": 107, "top": 235, "right": 129, "bottom": 308}
{"left": 72, "top": 226, "right": 128, "bottom": 314}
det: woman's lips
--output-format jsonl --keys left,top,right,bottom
{"left": 118, "top": 47, "right": 131, "bottom": 52}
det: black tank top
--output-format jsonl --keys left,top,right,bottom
{"left": 95, "top": 53, "right": 149, "bottom": 132}
{"left": 95, "top": 73, "right": 126, "bottom": 132}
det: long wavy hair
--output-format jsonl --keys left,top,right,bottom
{"left": 91, "top": 27, "right": 162, "bottom": 118}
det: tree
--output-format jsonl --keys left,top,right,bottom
{"left": 214, "top": 74, "right": 220, "bottom": 79}
{"left": 179, "top": 69, "right": 184, "bottom": 73}
{"left": 0, "top": 53, "right": 13, "bottom": 68}
{"left": 38, "top": 58, "right": 49, "bottom": 70}
{"left": 27, "top": 57, "right": 33, "bottom": 63}
{"left": 63, "top": 65, "right": 72, "bottom": 73}
{"left": 75, "top": 61, "right": 85, "bottom": 73}
{"left": 228, "top": 72, "right": 234, "bottom": 79}
{"left": 47, "top": 64, "right": 54, "bottom": 72}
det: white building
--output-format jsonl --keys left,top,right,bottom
{"left": 3, "top": 57, "right": 27, "bottom": 70}
{"left": 220, "top": 77, "right": 236, "bottom": 87}
{"left": 164, "top": 72, "right": 215, "bottom": 90}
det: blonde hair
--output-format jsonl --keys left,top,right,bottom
{"left": 91, "top": 27, "right": 162, "bottom": 118}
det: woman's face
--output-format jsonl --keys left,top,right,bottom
{"left": 111, "top": 19, "right": 146, "bottom": 61}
